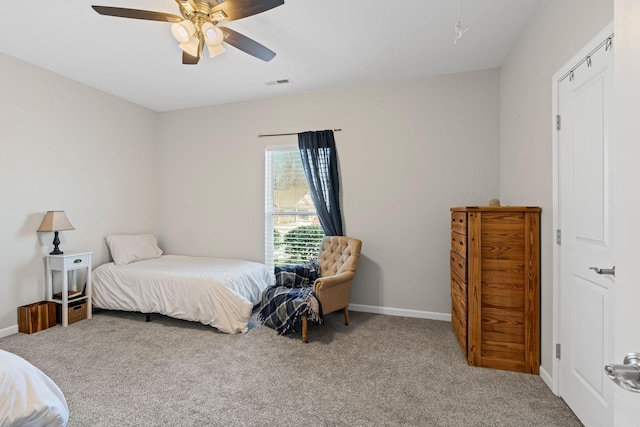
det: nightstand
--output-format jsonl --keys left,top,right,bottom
{"left": 45, "top": 252, "right": 93, "bottom": 327}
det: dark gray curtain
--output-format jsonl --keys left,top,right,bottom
{"left": 298, "top": 130, "right": 343, "bottom": 236}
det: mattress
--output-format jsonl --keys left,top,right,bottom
{"left": 92, "top": 255, "right": 274, "bottom": 333}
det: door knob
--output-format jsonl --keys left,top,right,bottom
{"left": 590, "top": 266, "right": 615, "bottom": 276}
{"left": 604, "top": 353, "right": 640, "bottom": 393}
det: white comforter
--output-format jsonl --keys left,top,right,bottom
{"left": 0, "top": 350, "right": 68, "bottom": 427}
{"left": 92, "top": 255, "right": 274, "bottom": 333}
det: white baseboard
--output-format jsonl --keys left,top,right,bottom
{"left": 0, "top": 324, "right": 18, "bottom": 339}
{"left": 349, "top": 304, "right": 451, "bottom": 322}
{"left": 539, "top": 366, "right": 556, "bottom": 395}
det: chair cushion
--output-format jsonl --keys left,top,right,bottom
{"left": 318, "top": 236, "right": 361, "bottom": 276}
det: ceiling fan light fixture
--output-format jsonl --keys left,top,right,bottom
{"left": 171, "top": 19, "right": 196, "bottom": 44}
{"left": 179, "top": 36, "right": 200, "bottom": 57}
{"left": 91, "top": 0, "right": 283, "bottom": 64}
{"left": 207, "top": 43, "right": 226, "bottom": 58}
{"left": 202, "top": 22, "right": 224, "bottom": 46}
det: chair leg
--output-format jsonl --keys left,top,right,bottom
{"left": 344, "top": 306, "right": 350, "bottom": 326}
{"left": 301, "top": 315, "right": 308, "bottom": 343}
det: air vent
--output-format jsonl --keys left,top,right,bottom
{"left": 265, "top": 78, "right": 291, "bottom": 86}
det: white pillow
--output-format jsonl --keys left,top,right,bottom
{"left": 106, "top": 234, "right": 163, "bottom": 265}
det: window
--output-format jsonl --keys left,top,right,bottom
{"left": 265, "top": 147, "right": 325, "bottom": 269}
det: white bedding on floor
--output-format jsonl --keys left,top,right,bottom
{"left": 92, "top": 255, "right": 274, "bottom": 333}
{"left": 0, "top": 350, "right": 68, "bottom": 427}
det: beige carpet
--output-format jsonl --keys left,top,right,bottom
{"left": 0, "top": 310, "right": 582, "bottom": 426}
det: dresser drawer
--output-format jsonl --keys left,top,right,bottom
{"left": 451, "top": 272, "right": 468, "bottom": 357}
{"left": 451, "top": 212, "right": 467, "bottom": 235}
{"left": 451, "top": 272, "right": 467, "bottom": 320}
{"left": 451, "top": 232, "right": 467, "bottom": 258}
{"left": 450, "top": 250, "right": 467, "bottom": 282}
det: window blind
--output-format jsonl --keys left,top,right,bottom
{"left": 265, "top": 146, "right": 324, "bottom": 270}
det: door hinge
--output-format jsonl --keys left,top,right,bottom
{"left": 556, "top": 229, "right": 561, "bottom": 245}
{"left": 556, "top": 115, "right": 561, "bottom": 131}
{"left": 556, "top": 343, "right": 561, "bottom": 359}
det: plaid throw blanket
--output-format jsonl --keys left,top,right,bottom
{"left": 258, "top": 262, "right": 323, "bottom": 335}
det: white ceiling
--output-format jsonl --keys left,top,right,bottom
{"left": 0, "top": 0, "right": 540, "bottom": 112}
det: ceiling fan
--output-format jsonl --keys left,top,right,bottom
{"left": 92, "top": 0, "right": 284, "bottom": 64}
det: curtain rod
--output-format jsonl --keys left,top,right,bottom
{"left": 258, "top": 129, "right": 342, "bottom": 138}
{"left": 558, "top": 34, "right": 614, "bottom": 83}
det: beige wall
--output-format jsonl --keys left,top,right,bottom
{"left": 0, "top": 57, "right": 500, "bottom": 332}
{"left": 499, "top": 0, "right": 612, "bottom": 381}
{"left": 0, "top": 53, "right": 159, "bottom": 334}
{"left": 157, "top": 69, "right": 501, "bottom": 317}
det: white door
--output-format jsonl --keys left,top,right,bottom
{"left": 557, "top": 32, "right": 615, "bottom": 427}
{"left": 613, "top": 3, "right": 640, "bottom": 425}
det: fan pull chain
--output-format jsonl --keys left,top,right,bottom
{"left": 454, "top": 0, "right": 468, "bottom": 44}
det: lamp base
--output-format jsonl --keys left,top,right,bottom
{"left": 50, "top": 231, "right": 64, "bottom": 255}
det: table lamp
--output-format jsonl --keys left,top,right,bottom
{"left": 37, "top": 211, "right": 75, "bottom": 255}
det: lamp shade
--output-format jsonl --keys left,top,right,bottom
{"left": 206, "top": 43, "right": 226, "bottom": 58}
{"left": 179, "top": 36, "right": 200, "bottom": 57}
{"left": 37, "top": 211, "right": 75, "bottom": 232}
{"left": 202, "top": 22, "right": 223, "bottom": 47}
{"left": 171, "top": 20, "right": 196, "bottom": 44}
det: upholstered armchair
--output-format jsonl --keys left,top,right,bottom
{"left": 258, "top": 235, "right": 362, "bottom": 342}
{"left": 301, "top": 236, "right": 362, "bottom": 342}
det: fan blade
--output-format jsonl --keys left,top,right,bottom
{"left": 182, "top": 51, "right": 200, "bottom": 65}
{"left": 219, "top": 27, "right": 276, "bottom": 61}
{"left": 92, "top": 6, "right": 183, "bottom": 23}
{"left": 211, "top": 0, "right": 284, "bottom": 23}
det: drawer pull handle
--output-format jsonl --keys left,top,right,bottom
{"left": 74, "top": 259, "right": 82, "bottom": 264}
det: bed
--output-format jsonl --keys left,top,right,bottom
{"left": 92, "top": 235, "right": 274, "bottom": 334}
{"left": 0, "top": 350, "right": 69, "bottom": 427}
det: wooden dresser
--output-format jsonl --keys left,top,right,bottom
{"left": 450, "top": 206, "right": 541, "bottom": 374}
